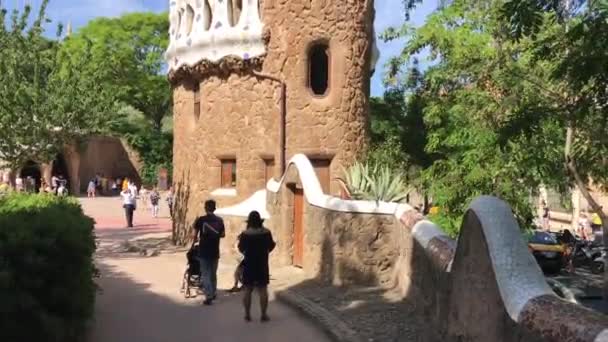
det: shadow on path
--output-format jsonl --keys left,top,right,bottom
{"left": 89, "top": 256, "right": 330, "bottom": 342}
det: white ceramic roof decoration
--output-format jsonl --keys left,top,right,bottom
{"left": 165, "top": 0, "right": 266, "bottom": 72}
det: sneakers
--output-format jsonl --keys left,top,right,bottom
{"left": 203, "top": 298, "right": 213, "bottom": 305}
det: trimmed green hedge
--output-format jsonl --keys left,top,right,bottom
{"left": 0, "top": 193, "right": 96, "bottom": 342}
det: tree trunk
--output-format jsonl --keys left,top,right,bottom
{"left": 564, "top": 125, "right": 608, "bottom": 299}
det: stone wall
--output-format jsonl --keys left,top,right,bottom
{"left": 171, "top": 0, "right": 375, "bottom": 239}
{"left": 257, "top": 163, "right": 405, "bottom": 287}
{"left": 213, "top": 155, "right": 608, "bottom": 341}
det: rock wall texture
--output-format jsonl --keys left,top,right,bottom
{"left": 171, "top": 0, "right": 374, "bottom": 241}
{"left": 261, "top": 165, "right": 404, "bottom": 286}
{"left": 77, "top": 136, "right": 142, "bottom": 192}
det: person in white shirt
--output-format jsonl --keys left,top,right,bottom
{"left": 121, "top": 188, "right": 136, "bottom": 228}
{"left": 128, "top": 181, "right": 139, "bottom": 208}
{"left": 15, "top": 176, "right": 23, "bottom": 192}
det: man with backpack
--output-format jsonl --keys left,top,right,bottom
{"left": 193, "top": 200, "right": 225, "bottom": 305}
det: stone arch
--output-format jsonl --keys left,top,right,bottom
{"left": 20, "top": 160, "right": 41, "bottom": 192}
{"left": 52, "top": 154, "right": 70, "bottom": 181}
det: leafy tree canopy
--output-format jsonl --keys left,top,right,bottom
{"left": 381, "top": 0, "right": 608, "bottom": 232}
{"left": 61, "top": 12, "right": 170, "bottom": 131}
{"left": 0, "top": 1, "right": 118, "bottom": 169}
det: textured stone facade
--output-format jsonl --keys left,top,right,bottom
{"left": 264, "top": 166, "right": 404, "bottom": 286}
{"left": 172, "top": 1, "right": 375, "bottom": 238}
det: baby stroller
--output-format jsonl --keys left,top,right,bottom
{"left": 181, "top": 243, "right": 201, "bottom": 298}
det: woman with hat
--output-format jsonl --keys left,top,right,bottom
{"left": 238, "top": 211, "right": 276, "bottom": 322}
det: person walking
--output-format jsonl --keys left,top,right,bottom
{"left": 238, "top": 211, "right": 276, "bottom": 322}
{"left": 51, "top": 174, "right": 59, "bottom": 194}
{"left": 121, "top": 188, "right": 136, "bottom": 228}
{"left": 193, "top": 200, "right": 225, "bottom": 305}
{"left": 141, "top": 187, "right": 150, "bottom": 211}
{"left": 541, "top": 201, "right": 550, "bottom": 231}
{"left": 591, "top": 208, "right": 603, "bottom": 233}
{"left": 229, "top": 230, "right": 245, "bottom": 293}
{"left": 150, "top": 188, "right": 160, "bottom": 218}
{"left": 87, "top": 179, "right": 97, "bottom": 198}
{"left": 166, "top": 187, "right": 174, "bottom": 218}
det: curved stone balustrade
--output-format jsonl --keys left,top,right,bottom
{"left": 400, "top": 196, "right": 608, "bottom": 342}
{"left": 165, "top": 0, "right": 266, "bottom": 72}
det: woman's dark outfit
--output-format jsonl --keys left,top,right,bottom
{"left": 238, "top": 228, "right": 276, "bottom": 287}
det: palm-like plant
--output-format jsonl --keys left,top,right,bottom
{"left": 335, "top": 161, "right": 409, "bottom": 203}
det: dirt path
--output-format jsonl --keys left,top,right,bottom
{"left": 84, "top": 197, "right": 329, "bottom": 342}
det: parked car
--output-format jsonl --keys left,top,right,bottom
{"left": 528, "top": 231, "right": 566, "bottom": 274}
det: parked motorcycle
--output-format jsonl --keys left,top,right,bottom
{"left": 570, "top": 239, "right": 604, "bottom": 273}
{"left": 591, "top": 249, "right": 606, "bottom": 274}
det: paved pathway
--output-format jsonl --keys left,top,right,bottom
{"left": 84, "top": 196, "right": 330, "bottom": 342}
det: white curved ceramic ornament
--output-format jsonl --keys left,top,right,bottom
{"left": 165, "top": 0, "right": 266, "bottom": 72}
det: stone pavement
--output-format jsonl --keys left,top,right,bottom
{"left": 82, "top": 197, "right": 331, "bottom": 342}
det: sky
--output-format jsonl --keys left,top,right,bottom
{"left": 6, "top": 0, "right": 438, "bottom": 96}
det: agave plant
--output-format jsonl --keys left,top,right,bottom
{"left": 335, "top": 161, "right": 409, "bottom": 203}
{"left": 335, "top": 161, "right": 369, "bottom": 200}
{"left": 365, "top": 165, "right": 409, "bottom": 203}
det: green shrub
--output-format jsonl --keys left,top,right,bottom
{"left": 0, "top": 193, "right": 96, "bottom": 342}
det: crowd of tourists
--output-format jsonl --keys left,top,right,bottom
{"left": 117, "top": 181, "right": 174, "bottom": 228}
{"left": 0, "top": 174, "right": 69, "bottom": 196}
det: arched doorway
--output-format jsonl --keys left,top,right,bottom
{"left": 52, "top": 154, "right": 69, "bottom": 179}
{"left": 20, "top": 161, "right": 41, "bottom": 193}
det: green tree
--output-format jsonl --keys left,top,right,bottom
{"left": 62, "top": 12, "right": 170, "bottom": 131}
{"left": 501, "top": 0, "right": 608, "bottom": 296}
{"left": 369, "top": 61, "right": 441, "bottom": 211}
{"left": 383, "top": 0, "right": 577, "bottom": 232}
{"left": 0, "top": 1, "right": 117, "bottom": 170}
{"left": 62, "top": 12, "right": 173, "bottom": 185}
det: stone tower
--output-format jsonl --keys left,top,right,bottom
{"left": 167, "top": 0, "right": 379, "bottom": 233}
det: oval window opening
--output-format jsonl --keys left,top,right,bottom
{"left": 308, "top": 43, "right": 330, "bottom": 96}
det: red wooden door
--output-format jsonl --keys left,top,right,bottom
{"left": 293, "top": 188, "right": 304, "bottom": 268}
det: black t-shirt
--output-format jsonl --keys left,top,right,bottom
{"left": 194, "top": 214, "right": 225, "bottom": 259}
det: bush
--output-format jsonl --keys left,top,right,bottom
{"left": 0, "top": 193, "right": 96, "bottom": 342}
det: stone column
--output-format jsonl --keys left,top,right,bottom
{"left": 40, "top": 162, "right": 52, "bottom": 189}
{"left": 64, "top": 145, "right": 81, "bottom": 195}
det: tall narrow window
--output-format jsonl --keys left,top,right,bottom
{"left": 193, "top": 84, "right": 200, "bottom": 123}
{"left": 310, "top": 158, "right": 331, "bottom": 193}
{"left": 221, "top": 159, "right": 237, "bottom": 188}
{"left": 185, "top": 5, "right": 194, "bottom": 35}
{"left": 308, "top": 43, "right": 330, "bottom": 96}
{"left": 203, "top": 0, "right": 213, "bottom": 31}
{"left": 264, "top": 158, "right": 275, "bottom": 184}
{"left": 230, "top": 0, "right": 242, "bottom": 27}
